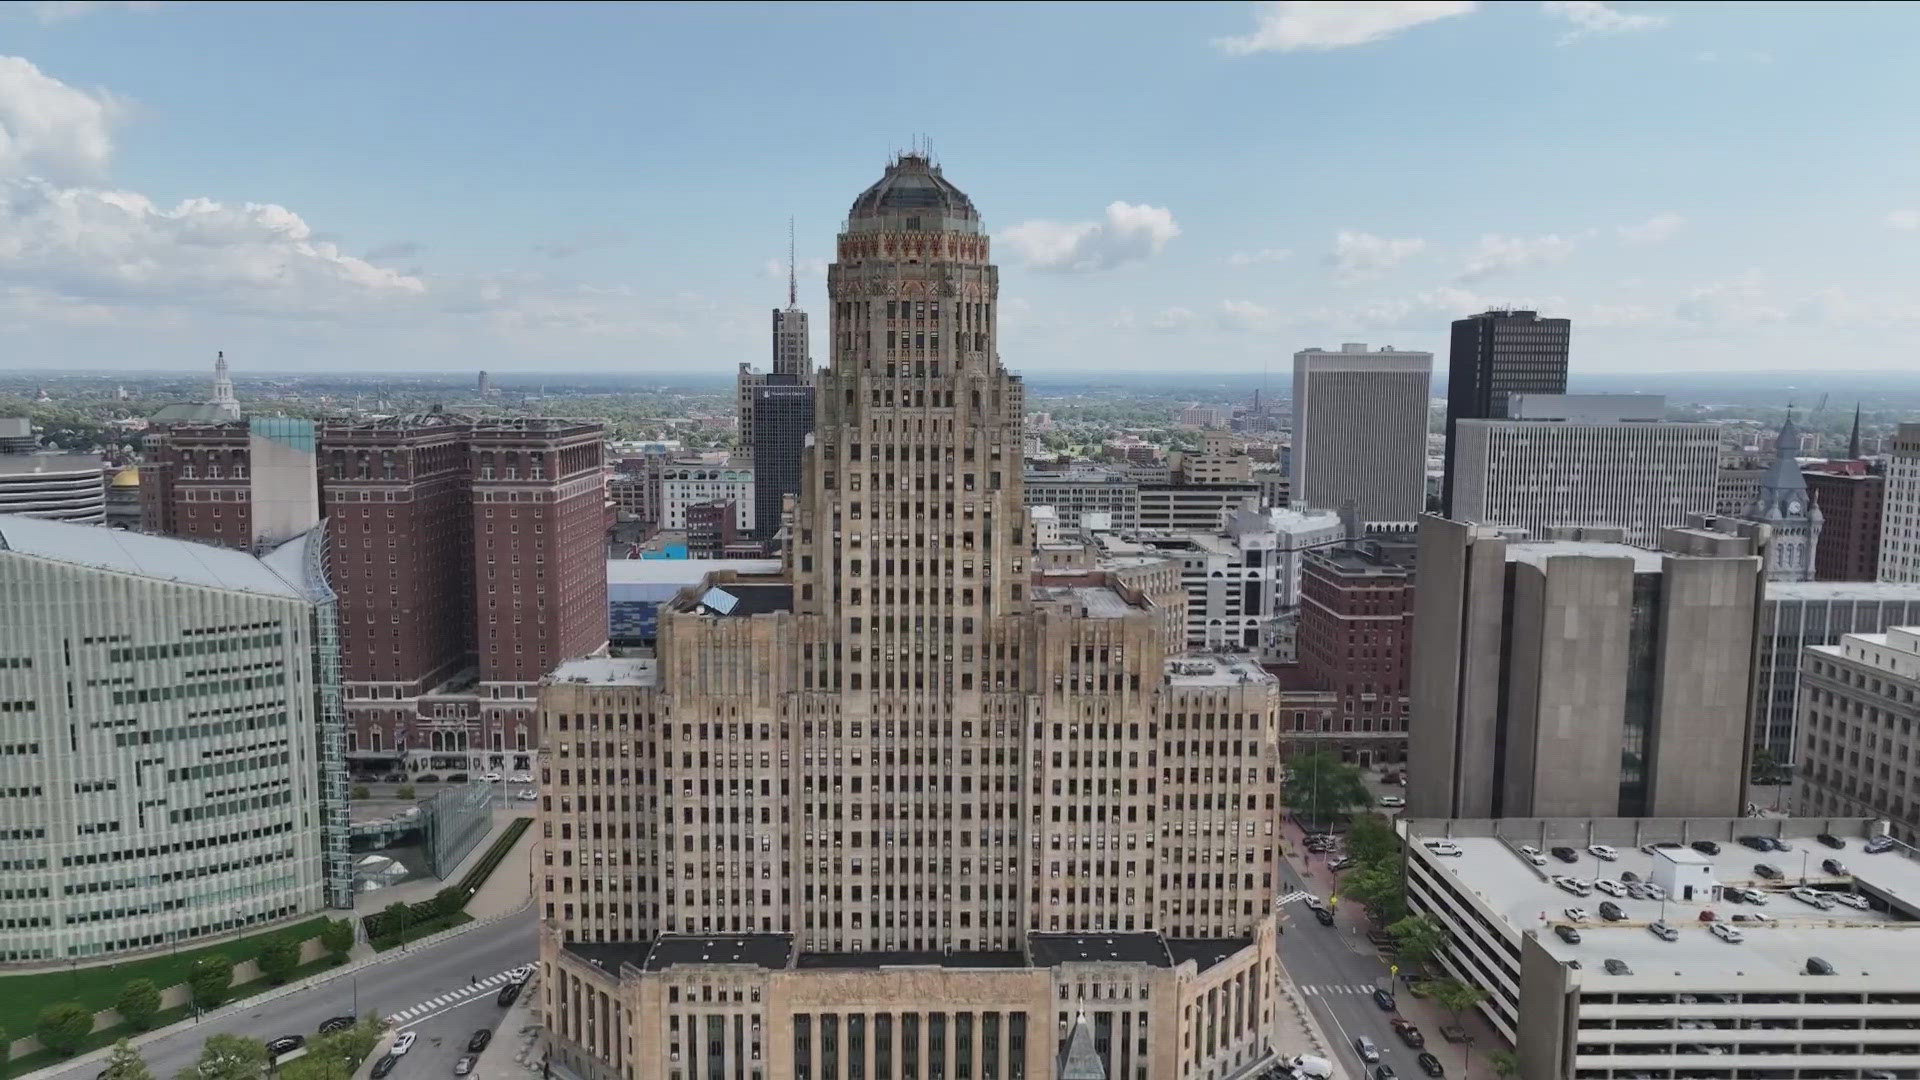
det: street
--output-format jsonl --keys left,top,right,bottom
{"left": 1276, "top": 855, "right": 1422, "bottom": 1079}
{"left": 35, "top": 907, "right": 539, "bottom": 1080}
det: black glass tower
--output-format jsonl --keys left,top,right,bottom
{"left": 1442, "top": 308, "right": 1571, "bottom": 516}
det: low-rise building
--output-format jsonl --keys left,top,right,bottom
{"left": 1752, "top": 583, "right": 1920, "bottom": 766}
{"left": 660, "top": 460, "right": 755, "bottom": 533}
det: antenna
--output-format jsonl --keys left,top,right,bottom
{"left": 787, "top": 216, "right": 797, "bottom": 308}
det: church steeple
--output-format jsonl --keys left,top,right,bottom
{"left": 210, "top": 350, "right": 240, "bottom": 419}
{"left": 1849, "top": 402, "right": 1862, "bottom": 460}
{"left": 1747, "top": 408, "right": 1820, "bottom": 582}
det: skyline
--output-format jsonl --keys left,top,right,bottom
{"left": 3, "top": 1, "right": 1920, "bottom": 374}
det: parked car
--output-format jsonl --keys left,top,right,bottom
{"left": 1598, "top": 901, "right": 1626, "bottom": 922}
{"left": 1328, "top": 856, "right": 1357, "bottom": 872}
{"left": 1588, "top": 844, "right": 1619, "bottom": 861}
{"left": 1642, "top": 882, "right": 1667, "bottom": 901}
{"left": 1691, "top": 840, "right": 1722, "bottom": 855}
{"left": 1738, "top": 835, "right": 1774, "bottom": 852}
{"left": 515, "top": 787, "right": 538, "bottom": 800}
{"left": 1807, "top": 956, "right": 1836, "bottom": 975}
{"left": 1730, "top": 912, "right": 1775, "bottom": 923}
{"left": 1832, "top": 892, "right": 1871, "bottom": 910}
{"left": 1754, "top": 863, "right": 1784, "bottom": 880}
{"left": 1372, "top": 987, "right": 1396, "bottom": 1011}
{"left": 1354, "top": 1036, "right": 1380, "bottom": 1063}
{"left": 1708, "top": 922, "right": 1744, "bottom": 943}
{"left": 1603, "top": 958, "right": 1633, "bottom": 975}
{"left": 1392, "top": 1018, "right": 1425, "bottom": 1048}
{"left": 1416, "top": 1052, "right": 1445, "bottom": 1077}
{"left": 1378, "top": 795, "right": 1405, "bottom": 808}
{"left": 392, "top": 1032, "right": 418, "bottom": 1056}
{"left": 1552, "top": 875, "right": 1592, "bottom": 897}
{"left": 453, "top": 1057, "right": 476, "bottom": 1076}
{"left": 1550, "top": 846, "right": 1579, "bottom": 863}
{"left": 1791, "top": 886, "right": 1835, "bottom": 910}
{"left": 266, "top": 1036, "right": 305, "bottom": 1057}
{"left": 1555, "top": 924, "right": 1583, "bottom": 944}
{"left": 446, "top": 773, "right": 469, "bottom": 783}
{"left": 509, "top": 772, "right": 533, "bottom": 783}
{"left": 370, "top": 1056, "right": 399, "bottom": 1079}
{"left": 1866, "top": 836, "right": 1897, "bottom": 854}
{"left": 1823, "top": 858, "right": 1848, "bottom": 876}
{"left": 1593, "top": 879, "right": 1625, "bottom": 897}
{"left": 318, "top": 1016, "right": 356, "bottom": 1035}
{"left": 1313, "top": 906, "right": 1336, "bottom": 926}
{"left": 1817, "top": 833, "right": 1846, "bottom": 849}
{"left": 1768, "top": 836, "right": 1793, "bottom": 852}
{"left": 480, "top": 772, "right": 502, "bottom": 783}
{"left": 1619, "top": 870, "right": 1640, "bottom": 883}
{"left": 1735, "top": 887, "right": 1768, "bottom": 904}
{"left": 1373, "top": 1067, "right": 1397, "bottom": 1080}
{"left": 467, "top": 1030, "right": 492, "bottom": 1053}
{"left": 1563, "top": 907, "right": 1589, "bottom": 922}
{"left": 381, "top": 773, "right": 406, "bottom": 782}
{"left": 1422, "top": 840, "right": 1462, "bottom": 858}
{"left": 415, "top": 774, "right": 441, "bottom": 784}
{"left": 1648, "top": 920, "right": 1679, "bottom": 942}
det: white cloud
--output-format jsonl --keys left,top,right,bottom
{"left": 0, "top": 55, "right": 120, "bottom": 181}
{"left": 1112, "top": 305, "right": 1198, "bottom": 333}
{"left": 1216, "top": 299, "right": 1278, "bottom": 331}
{"left": 1542, "top": 1, "right": 1667, "bottom": 44}
{"left": 1227, "top": 247, "right": 1292, "bottom": 267}
{"left": 1327, "top": 230, "right": 1426, "bottom": 283}
{"left": 760, "top": 255, "right": 828, "bottom": 280}
{"left": 999, "top": 201, "right": 1179, "bottom": 273}
{"left": 1457, "top": 233, "right": 1576, "bottom": 281}
{"left": 1674, "top": 270, "right": 1786, "bottom": 326}
{"left": 1886, "top": 209, "right": 1920, "bottom": 231}
{"left": 22, "top": 1, "right": 159, "bottom": 22}
{"left": 1215, "top": 1, "right": 1477, "bottom": 54}
{"left": 1695, "top": 48, "right": 1773, "bottom": 65}
{"left": 1616, "top": 212, "right": 1685, "bottom": 245}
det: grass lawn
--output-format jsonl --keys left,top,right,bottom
{"left": 0, "top": 916, "right": 333, "bottom": 1038}
{"left": 371, "top": 912, "right": 473, "bottom": 953}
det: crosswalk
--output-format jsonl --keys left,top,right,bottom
{"left": 1295, "top": 984, "right": 1378, "bottom": 997}
{"left": 1276, "top": 890, "right": 1315, "bottom": 906}
{"left": 385, "top": 966, "right": 533, "bottom": 1027}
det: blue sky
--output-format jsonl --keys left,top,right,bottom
{"left": 2, "top": 0, "right": 1919, "bottom": 375}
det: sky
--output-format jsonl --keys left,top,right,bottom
{"left": 2, "top": 0, "right": 1920, "bottom": 378}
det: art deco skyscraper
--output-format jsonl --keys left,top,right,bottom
{"left": 538, "top": 155, "right": 1290, "bottom": 1080}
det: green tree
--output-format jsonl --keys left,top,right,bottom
{"left": 175, "top": 1035, "right": 268, "bottom": 1080}
{"left": 432, "top": 886, "right": 466, "bottom": 919}
{"left": 396, "top": 785, "right": 415, "bottom": 800}
{"left": 1387, "top": 913, "right": 1449, "bottom": 968}
{"left": 258, "top": 937, "right": 300, "bottom": 985}
{"left": 380, "top": 901, "right": 413, "bottom": 945}
{"left": 1345, "top": 813, "right": 1402, "bottom": 868}
{"left": 1340, "top": 863, "right": 1408, "bottom": 925}
{"left": 320, "top": 918, "right": 355, "bottom": 964}
{"left": 35, "top": 1002, "right": 94, "bottom": 1057}
{"left": 1428, "top": 977, "right": 1489, "bottom": 1027}
{"left": 350, "top": 785, "right": 370, "bottom": 800}
{"left": 280, "top": 1017, "right": 384, "bottom": 1080}
{"left": 102, "top": 1038, "right": 155, "bottom": 1080}
{"left": 116, "top": 978, "right": 163, "bottom": 1030}
{"left": 1285, "top": 752, "right": 1372, "bottom": 829}
{"left": 1488, "top": 1050, "right": 1521, "bottom": 1077}
{"left": 187, "top": 954, "right": 234, "bottom": 1010}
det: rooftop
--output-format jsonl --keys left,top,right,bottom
{"left": 562, "top": 935, "right": 794, "bottom": 973}
{"left": 1767, "top": 580, "right": 1920, "bottom": 601}
{"left": 607, "top": 558, "right": 781, "bottom": 587}
{"left": 1032, "top": 585, "right": 1137, "bottom": 619}
{"left": 0, "top": 452, "right": 104, "bottom": 475}
{"left": 795, "top": 950, "right": 1027, "bottom": 970}
{"left": 1028, "top": 932, "right": 1172, "bottom": 968}
{"left": 1166, "top": 654, "right": 1274, "bottom": 686}
{"left": 0, "top": 514, "right": 310, "bottom": 599}
{"left": 546, "top": 657, "right": 658, "bottom": 688}
{"left": 1506, "top": 540, "right": 1667, "bottom": 574}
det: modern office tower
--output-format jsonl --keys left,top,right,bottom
{"left": 0, "top": 516, "right": 345, "bottom": 961}
{"left": 658, "top": 459, "right": 755, "bottom": 532}
{"left": 1291, "top": 343, "right": 1432, "bottom": 522}
{"left": 751, "top": 377, "right": 816, "bottom": 541}
{"left": 1751, "top": 582, "right": 1920, "bottom": 766}
{"left": 735, "top": 235, "right": 816, "bottom": 454}
{"left": 1441, "top": 309, "right": 1571, "bottom": 517}
{"left": 1448, "top": 394, "right": 1720, "bottom": 547}
{"left": 1024, "top": 465, "right": 1140, "bottom": 531}
{"left": 1401, "top": 816, "right": 1920, "bottom": 1079}
{"left": 1408, "top": 515, "right": 1765, "bottom": 820}
{"left": 139, "top": 417, "right": 322, "bottom": 549}
{"left": 477, "top": 369, "right": 492, "bottom": 396}
{"left": 1881, "top": 423, "right": 1920, "bottom": 583}
{"left": 1744, "top": 413, "right": 1822, "bottom": 581}
{"left": 1295, "top": 532, "right": 1420, "bottom": 767}
{"left": 1806, "top": 460, "right": 1885, "bottom": 580}
{"left": 0, "top": 418, "right": 105, "bottom": 524}
{"left": 537, "top": 154, "right": 1288, "bottom": 1080}
{"left": 1801, "top": 626, "right": 1920, "bottom": 841}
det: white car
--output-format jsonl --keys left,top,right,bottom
{"left": 1831, "top": 892, "right": 1871, "bottom": 910}
{"left": 1791, "top": 886, "right": 1836, "bottom": 910}
{"left": 1563, "top": 907, "right": 1590, "bottom": 922}
{"left": 1378, "top": 795, "right": 1405, "bottom": 808}
{"left": 1642, "top": 882, "right": 1667, "bottom": 901}
{"left": 1732, "top": 887, "right": 1768, "bottom": 904}
{"left": 1648, "top": 920, "right": 1679, "bottom": 942}
{"left": 515, "top": 787, "right": 538, "bottom": 801}
{"left": 480, "top": 772, "right": 503, "bottom": 783}
{"left": 1423, "top": 840, "right": 1463, "bottom": 857}
{"left": 1588, "top": 844, "right": 1619, "bottom": 861}
{"left": 1593, "top": 879, "right": 1626, "bottom": 897}
{"left": 1553, "top": 876, "right": 1593, "bottom": 897}
{"left": 509, "top": 772, "right": 533, "bottom": 784}
{"left": 1709, "top": 922, "right": 1745, "bottom": 943}
{"left": 391, "top": 1032, "right": 417, "bottom": 1056}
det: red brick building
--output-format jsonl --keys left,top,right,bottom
{"left": 1806, "top": 460, "right": 1885, "bottom": 581}
{"left": 138, "top": 420, "right": 255, "bottom": 548}
{"left": 1289, "top": 533, "right": 1418, "bottom": 766}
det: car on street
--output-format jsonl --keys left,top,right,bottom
{"left": 510, "top": 772, "right": 533, "bottom": 783}
{"left": 1416, "top": 1052, "right": 1445, "bottom": 1077}
{"left": 392, "top": 1032, "right": 418, "bottom": 1056}
{"left": 318, "top": 1016, "right": 356, "bottom": 1035}
{"left": 381, "top": 773, "right": 406, "bottom": 782}
{"left": 1313, "top": 906, "right": 1336, "bottom": 926}
{"left": 416, "top": 774, "right": 441, "bottom": 784}
{"left": 1691, "top": 840, "right": 1722, "bottom": 855}
{"left": 454, "top": 1057, "right": 476, "bottom": 1076}
{"left": 1593, "top": 878, "right": 1625, "bottom": 897}
{"left": 1372, "top": 987, "right": 1396, "bottom": 1011}
{"left": 1392, "top": 1018, "right": 1425, "bottom": 1047}
{"left": 1710, "top": 922, "right": 1745, "bottom": 943}
{"left": 1373, "top": 1066, "right": 1397, "bottom": 1080}
{"left": 1598, "top": 901, "right": 1626, "bottom": 921}
{"left": 1329, "top": 856, "right": 1357, "bottom": 872}
{"left": 446, "top": 773, "right": 469, "bottom": 783}
{"left": 468, "top": 1030, "right": 492, "bottom": 1053}
{"left": 1649, "top": 920, "right": 1679, "bottom": 941}
{"left": 266, "top": 1036, "right": 305, "bottom": 1057}
{"left": 1867, "top": 836, "right": 1897, "bottom": 854}
{"left": 1588, "top": 844, "right": 1619, "bottom": 861}
{"left": 1832, "top": 892, "right": 1871, "bottom": 910}
{"left": 1378, "top": 795, "right": 1405, "bottom": 808}
{"left": 1355, "top": 1036, "right": 1380, "bottom": 1063}
{"left": 498, "top": 981, "right": 523, "bottom": 1006}
{"left": 1563, "top": 907, "right": 1589, "bottom": 921}
{"left": 1550, "top": 846, "right": 1579, "bottom": 863}
{"left": 1817, "top": 833, "right": 1845, "bottom": 849}
{"left": 515, "top": 787, "right": 538, "bottom": 800}
{"left": 480, "top": 772, "right": 502, "bottom": 783}
{"left": 1603, "top": 958, "right": 1633, "bottom": 975}
{"left": 370, "top": 1056, "right": 399, "bottom": 1079}
{"left": 1555, "top": 924, "right": 1582, "bottom": 944}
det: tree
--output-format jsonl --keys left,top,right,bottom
{"left": 320, "top": 918, "right": 355, "bottom": 964}
{"left": 187, "top": 954, "right": 234, "bottom": 1010}
{"left": 1340, "top": 863, "right": 1408, "bottom": 926}
{"left": 279, "top": 1018, "right": 384, "bottom": 1080}
{"left": 1345, "top": 813, "right": 1402, "bottom": 868}
{"left": 1488, "top": 1050, "right": 1521, "bottom": 1077}
{"left": 176, "top": 1035, "right": 268, "bottom": 1080}
{"left": 35, "top": 1002, "right": 94, "bottom": 1057}
{"left": 1387, "top": 913, "right": 1449, "bottom": 969}
{"left": 380, "top": 901, "right": 413, "bottom": 945}
{"left": 102, "top": 1038, "right": 155, "bottom": 1080}
{"left": 396, "top": 785, "right": 415, "bottom": 800}
{"left": 350, "top": 785, "right": 370, "bottom": 800}
{"left": 432, "top": 886, "right": 466, "bottom": 919}
{"left": 258, "top": 937, "right": 300, "bottom": 985}
{"left": 1285, "top": 752, "right": 1372, "bottom": 828}
{"left": 116, "top": 979, "right": 162, "bottom": 1030}
{"left": 1428, "top": 977, "right": 1489, "bottom": 1027}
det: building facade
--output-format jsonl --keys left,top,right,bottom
{"left": 1025, "top": 468, "right": 1140, "bottom": 533}
{"left": 1752, "top": 583, "right": 1920, "bottom": 767}
{"left": 1448, "top": 395, "right": 1720, "bottom": 548}
{"left": 1292, "top": 534, "right": 1419, "bottom": 767}
{"left": 751, "top": 378, "right": 816, "bottom": 542}
{"left": 0, "top": 448, "right": 106, "bottom": 524}
{"left": 1800, "top": 626, "right": 1920, "bottom": 841}
{"left": 1881, "top": 423, "right": 1920, "bottom": 584}
{"left": 661, "top": 462, "right": 755, "bottom": 533}
{"left": 1408, "top": 516, "right": 1764, "bottom": 820}
{"left": 1441, "top": 308, "right": 1571, "bottom": 518}
{"left": 1806, "top": 460, "right": 1884, "bottom": 581}
{"left": 1744, "top": 414, "right": 1822, "bottom": 582}
{"left": 536, "top": 155, "right": 1290, "bottom": 1080}
{"left": 1290, "top": 344, "right": 1431, "bottom": 522}
{"left": 0, "top": 516, "right": 343, "bottom": 961}
{"left": 1135, "top": 483, "right": 1259, "bottom": 534}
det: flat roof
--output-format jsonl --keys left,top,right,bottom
{"left": 1767, "top": 581, "right": 1920, "bottom": 601}
{"left": 1028, "top": 932, "right": 1172, "bottom": 968}
{"left": 547, "top": 658, "right": 657, "bottom": 687}
{"left": 1409, "top": 822, "right": 1920, "bottom": 982}
{"left": 643, "top": 935, "right": 794, "bottom": 971}
{"left": 795, "top": 950, "right": 1027, "bottom": 970}
{"left": 607, "top": 558, "right": 780, "bottom": 585}
{"left": 1032, "top": 585, "right": 1138, "bottom": 618}
{"left": 1165, "top": 938, "right": 1253, "bottom": 974}
{"left": 1165, "top": 654, "right": 1274, "bottom": 686}
{"left": 0, "top": 514, "right": 309, "bottom": 599}
{"left": 1506, "top": 541, "right": 1666, "bottom": 574}
{"left": 0, "top": 452, "right": 103, "bottom": 475}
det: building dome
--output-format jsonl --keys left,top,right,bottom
{"left": 111, "top": 466, "right": 140, "bottom": 488}
{"left": 848, "top": 153, "right": 977, "bottom": 225}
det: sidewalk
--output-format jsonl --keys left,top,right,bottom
{"left": 471, "top": 969, "right": 545, "bottom": 1080}
{"left": 346, "top": 809, "right": 535, "bottom": 960}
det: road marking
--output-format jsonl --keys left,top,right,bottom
{"left": 1276, "top": 890, "right": 1314, "bottom": 906}
{"left": 385, "top": 967, "right": 531, "bottom": 1027}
